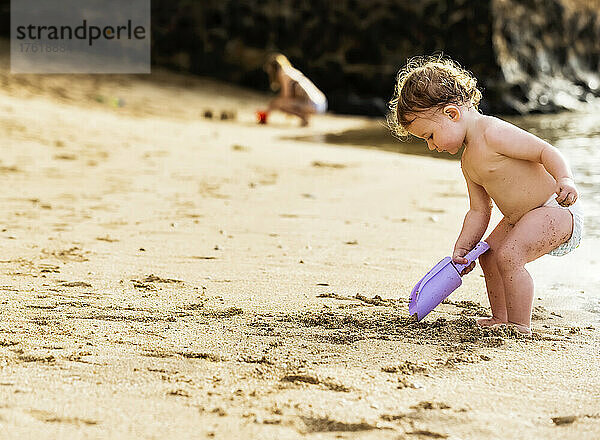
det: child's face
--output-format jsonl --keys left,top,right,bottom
{"left": 405, "top": 106, "right": 466, "bottom": 155}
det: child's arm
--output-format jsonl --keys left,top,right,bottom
{"left": 279, "top": 70, "right": 293, "bottom": 98}
{"left": 485, "top": 121, "right": 579, "bottom": 205}
{"left": 453, "top": 166, "right": 492, "bottom": 265}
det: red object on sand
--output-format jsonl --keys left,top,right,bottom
{"left": 256, "top": 110, "right": 268, "bottom": 124}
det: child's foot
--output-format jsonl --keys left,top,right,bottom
{"left": 476, "top": 316, "right": 507, "bottom": 327}
{"left": 507, "top": 322, "right": 532, "bottom": 335}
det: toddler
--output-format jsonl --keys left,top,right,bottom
{"left": 388, "top": 56, "right": 583, "bottom": 334}
{"left": 263, "top": 53, "right": 327, "bottom": 126}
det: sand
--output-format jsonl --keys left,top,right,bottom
{"left": 0, "top": 52, "right": 599, "bottom": 439}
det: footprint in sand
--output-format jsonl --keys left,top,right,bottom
{"left": 299, "top": 416, "right": 377, "bottom": 433}
{"left": 311, "top": 161, "right": 348, "bottom": 169}
{"left": 18, "top": 353, "right": 56, "bottom": 363}
{"left": 53, "top": 153, "right": 78, "bottom": 161}
{"left": 130, "top": 274, "right": 184, "bottom": 291}
{"left": 281, "top": 373, "right": 349, "bottom": 392}
{"left": 95, "top": 235, "right": 118, "bottom": 243}
{"left": 43, "top": 247, "right": 89, "bottom": 262}
{"left": 27, "top": 409, "right": 97, "bottom": 426}
{"left": 60, "top": 281, "right": 93, "bottom": 288}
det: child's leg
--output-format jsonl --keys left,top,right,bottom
{"left": 478, "top": 218, "right": 512, "bottom": 326}
{"left": 495, "top": 207, "right": 573, "bottom": 328}
{"left": 269, "top": 97, "right": 315, "bottom": 124}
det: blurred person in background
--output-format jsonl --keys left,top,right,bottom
{"left": 263, "top": 53, "right": 327, "bottom": 126}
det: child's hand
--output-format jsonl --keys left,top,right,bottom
{"left": 555, "top": 177, "right": 578, "bottom": 207}
{"left": 452, "top": 248, "right": 476, "bottom": 275}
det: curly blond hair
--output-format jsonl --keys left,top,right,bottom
{"left": 264, "top": 53, "right": 292, "bottom": 91}
{"left": 387, "top": 55, "right": 482, "bottom": 139}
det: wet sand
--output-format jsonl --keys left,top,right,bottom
{"left": 0, "top": 54, "right": 599, "bottom": 439}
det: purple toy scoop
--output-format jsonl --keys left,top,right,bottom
{"left": 408, "top": 241, "right": 490, "bottom": 321}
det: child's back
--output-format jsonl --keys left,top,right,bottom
{"left": 460, "top": 116, "right": 559, "bottom": 225}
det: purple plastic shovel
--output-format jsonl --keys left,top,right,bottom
{"left": 409, "top": 241, "right": 490, "bottom": 321}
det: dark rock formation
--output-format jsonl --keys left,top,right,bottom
{"left": 491, "top": 0, "right": 600, "bottom": 113}
{"left": 151, "top": 0, "right": 501, "bottom": 115}
{"left": 2, "top": 0, "right": 598, "bottom": 115}
{"left": 150, "top": 0, "right": 600, "bottom": 115}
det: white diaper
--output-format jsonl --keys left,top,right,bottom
{"left": 542, "top": 194, "right": 584, "bottom": 256}
{"left": 313, "top": 99, "right": 327, "bottom": 114}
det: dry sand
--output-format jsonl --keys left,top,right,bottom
{"left": 0, "top": 51, "right": 599, "bottom": 439}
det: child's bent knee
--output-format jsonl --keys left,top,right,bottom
{"left": 478, "top": 251, "right": 497, "bottom": 271}
{"left": 495, "top": 245, "right": 524, "bottom": 273}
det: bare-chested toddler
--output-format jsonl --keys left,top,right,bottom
{"left": 387, "top": 56, "right": 583, "bottom": 335}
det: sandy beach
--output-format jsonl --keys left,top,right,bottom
{"left": 0, "top": 52, "right": 599, "bottom": 439}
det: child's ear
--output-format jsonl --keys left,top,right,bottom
{"left": 443, "top": 105, "right": 460, "bottom": 121}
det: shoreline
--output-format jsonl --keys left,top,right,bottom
{"left": 0, "top": 65, "right": 598, "bottom": 439}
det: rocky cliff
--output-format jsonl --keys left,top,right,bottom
{"left": 152, "top": 0, "right": 600, "bottom": 115}
{"left": 152, "top": 0, "right": 499, "bottom": 115}
{"left": 491, "top": 0, "right": 600, "bottom": 113}
{"left": 2, "top": 0, "right": 598, "bottom": 115}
